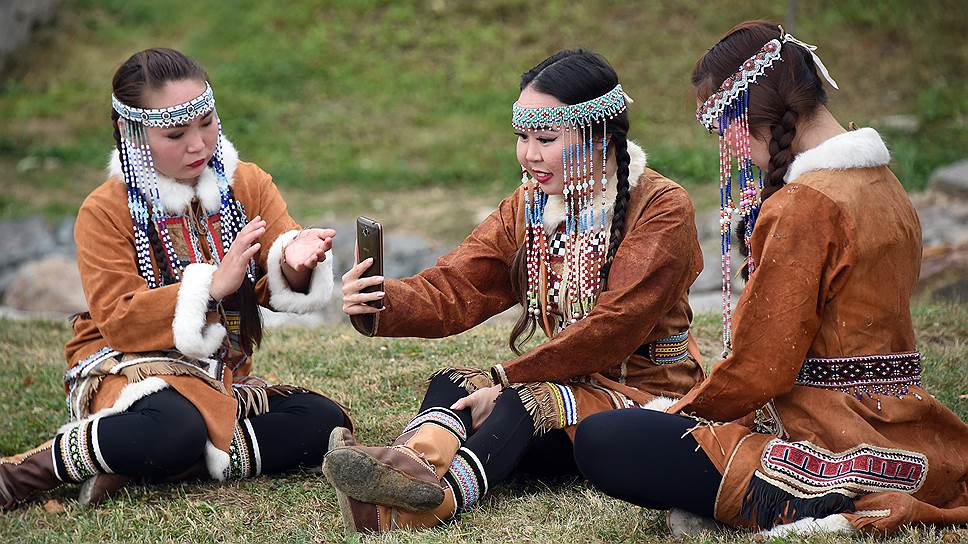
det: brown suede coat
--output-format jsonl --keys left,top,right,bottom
{"left": 353, "top": 150, "right": 705, "bottom": 432}
{"left": 671, "top": 129, "right": 968, "bottom": 535}
{"left": 65, "top": 151, "right": 314, "bottom": 458}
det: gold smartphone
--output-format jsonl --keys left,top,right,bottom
{"left": 356, "top": 216, "right": 384, "bottom": 309}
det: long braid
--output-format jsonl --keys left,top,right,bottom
{"left": 600, "top": 133, "right": 631, "bottom": 284}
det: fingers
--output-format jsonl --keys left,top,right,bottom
{"left": 302, "top": 228, "right": 337, "bottom": 240}
{"left": 342, "top": 302, "right": 383, "bottom": 315}
{"left": 341, "top": 258, "right": 373, "bottom": 283}
{"left": 241, "top": 242, "right": 261, "bottom": 261}
{"left": 450, "top": 396, "right": 469, "bottom": 411}
{"left": 342, "top": 291, "right": 385, "bottom": 305}
{"left": 342, "top": 275, "right": 384, "bottom": 297}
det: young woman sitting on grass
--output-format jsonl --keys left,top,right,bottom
{"left": 323, "top": 49, "right": 707, "bottom": 535}
{"left": 573, "top": 20, "right": 968, "bottom": 538}
{"left": 0, "top": 48, "right": 350, "bottom": 510}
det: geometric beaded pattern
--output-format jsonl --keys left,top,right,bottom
{"left": 696, "top": 40, "right": 782, "bottom": 131}
{"left": 402, "top": 407, "right": 467, "bottom": 443}
{"left": 513, "top": 84, "right": 628, "bottom": 130}
{"left": 226, "top": 421, "right": 261, "bottom": 480}
{"left": 549, "top": 383, "right": 579, "bottom": 428}
{"left": 113, "top": 82, "right": 215, "bottom": 128}
{"left": 760, "top": 438, "right": 928, "bottom": 497}
{"left": 443, "top": 447, "right": 489, "bottom": 512}
{"left": 795, "top": 352, "right": 923, "bottom": 402}
{"left": 648, "top": 331, "right": 691, "bottom": 365}
{"left": 52, "top": 420, "right": 109, "bottom": 483}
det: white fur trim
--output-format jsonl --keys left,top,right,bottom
{"left": 58, "top": 377, "right": 170, "bottom": 434}
{"left": 784, "top": 127, "right": 890, "bottom": 183}
{"left": 266, "top": 230, "right": 334, "bottom": 313}
{"left": 107, "top": 137, "right": 240, "bottom": 215}
{"left": 205, "top": 440, "right": 231, "bottom": 481}
{"left": 173, "top": 263, "right": 226, "bottom": 360}
{"left": 641, "top": 396, "right": 677, "bottom": 412}
{"left": 542, "top": 139, "right": 647, "bottom": 233}
{"left": 759, "top": 513, "right": 856, "bottom": 538}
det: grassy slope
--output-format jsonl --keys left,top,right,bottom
{"left": 0, "top": 0, "right": 966, "bottom": 229}
{"left": 0, "top": 303, "right": 964, "bottom": 543}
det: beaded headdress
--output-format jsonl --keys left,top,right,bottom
{"left": 113, "top": 82, "right": 253, "bottom": 288}
{"left": 512, "top": 83, "right": 629, "bottom": 329}
{"left": 696, "top": 26, "right": 838, "bottom": 356}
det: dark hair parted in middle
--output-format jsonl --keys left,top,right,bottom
{"left": 508, "top": 49, "right": 632, "bottom": 354}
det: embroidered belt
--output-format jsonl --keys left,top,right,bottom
{"left": 634, "top": 331, "right": 690, "bottom": 365}
{"left": 795, "top": 351, "right": 923, "bottom": 406}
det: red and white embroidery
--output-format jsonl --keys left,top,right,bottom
{"left": 760, "top": 439, "right": 927, "bottom": 497}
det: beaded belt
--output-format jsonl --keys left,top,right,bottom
{"left": 795, "top": 351, "right": 923, "bottom": 408}
{"left": 634, "top": 331, "right": 690, "bottom": 365}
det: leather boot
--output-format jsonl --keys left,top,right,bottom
{"left": 78, "top": 474, "right": 131, "bottom": 507}
{"left": 335, "top": 480, "right": 458, "bottom": 535}
{"left": 0, "top": 441, "right": 62, "bottom": 511}
{"left": 323, "top": 418, "right": 460, "bottom": 512}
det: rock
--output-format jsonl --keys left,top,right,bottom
{"left": 929, "top": 160, "right": 968, "bottom": 200}
{"left": 2, "top": 255, "right": 87, "bottom": 315}
{"left": 0, "top": 217, "right": 61, "bottom": 293}
{"left": 917, "top": 242, "right": 968, "bottom": 303}
{"left": 0, "top": 0, "right": 59, "bottom": 77}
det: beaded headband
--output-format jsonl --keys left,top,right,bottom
{"left": 699, "top": 26, "right": 839, "bottom": 356}
{"left": 113, "top": 80, "right": 253, "bottom": 289}
{"left": 513, "top": 84, "right": 628, "bottom": 130}
{"left": 514, "top": 83, "right": 630, "bottom": 331}
{"left": 113, "top": 82, "right": 215, "bottom": 128}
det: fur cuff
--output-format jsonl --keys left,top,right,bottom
{"left": 173, "top": 263, "right": 226, "bottom": 360}
{"left": 641, "top": 396, "right": 677, "bottom": 412}
{"left": 266, "top": 230, "right": 334, "bottom": 313}
{"left": 205, "top": 440, "right": 231, "bottom": 481}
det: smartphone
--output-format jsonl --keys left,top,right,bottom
{"left": 356, "top": 216, "right": 384, "bottom": 309}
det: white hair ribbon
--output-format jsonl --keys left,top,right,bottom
{"left": 779, "top": 25, "right": 840, "bottom": 90}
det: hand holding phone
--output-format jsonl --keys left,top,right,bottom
{"left": 341, "top": 217, "right": 385, "bottom": 315}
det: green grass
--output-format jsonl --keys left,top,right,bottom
{"left": 0, "top": 303, "right": 965, "bottom": 543}
{"left": 1, "top": 0, "right": 966, "bottom": 222}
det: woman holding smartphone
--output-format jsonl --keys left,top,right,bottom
{"left": 0, "top": 48, "right": 349, "bottom": 510}
{"left": 326, "top": 49, "right": 706, "bottom": 534}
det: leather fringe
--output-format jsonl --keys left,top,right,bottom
{"left": 430, "top": 367, "right": 493, "bottom": 394}
{"left": 740, "top": 472, "right": 856, "bottom": 530}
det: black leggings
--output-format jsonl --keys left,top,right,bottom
{"left": 573, "top": 408, "right": 721, "bottom": 518}
{"left": 96, "top": 388, "right": 347, "bottom": 479}
{"left": 418, "top": 374, "right": 577, "bottom": 486}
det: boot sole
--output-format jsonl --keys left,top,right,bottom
{"left": 322, "top": 447, "right": 444, "bottom": 513}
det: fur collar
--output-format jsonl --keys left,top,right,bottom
{"left": 107, "top": 137, "right": 240, "bottom": 215}
{"left": 542, "top": 139, "right": 647, "bottom": 233}
{"left": 784, "top": 127, "right": 890, "bottom": 183}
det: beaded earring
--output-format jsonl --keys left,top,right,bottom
{"left": 512, "top": 84, "right": 628, "bottom": 329}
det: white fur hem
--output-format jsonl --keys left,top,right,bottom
{"left": 173, "top": 263, "right": 226, "bottom": 360}
{"left": 107, "top": 137, "right": 239, "bottom": 214}
{"left": 759, "top": 513, "right": 856, "bottom": 538}
{"left": 784, "top": 127, "right": 890, "bottom": 183}
{"left": 58, "top": 377, "right": 170, "bottom": 434}
{"left": 641, "top": 396, "right": 677, "bottom": 412}
{"left": 266, "top": 230, "right": 334, "bottom": 313}
{"left": 205, "top": 440, "right": 231, "bottom": 481}
{"left": 542, "top": 139, "right": 647, "bottom": 233}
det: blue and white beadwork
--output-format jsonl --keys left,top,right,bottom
{"left": 113, "top": 82, "right": 215, "bottom": 128}
{"left": 513, "top": 84, "right": 628, "bottom": 130}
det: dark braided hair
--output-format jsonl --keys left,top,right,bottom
{"left": 508, "top": 49, "right": 632, "bottom": 354}
{"left": 692, "top": 20, "right": 828, "bottom": 278}
{"left": 111, "top": 48, "right": 262, "bottom": 353}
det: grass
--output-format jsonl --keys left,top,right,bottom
{"left": 1, "top": 0, "right": 966, "bottom": 224}
{"left": 0, "top": 303, "right": 965, "bottom": 543}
